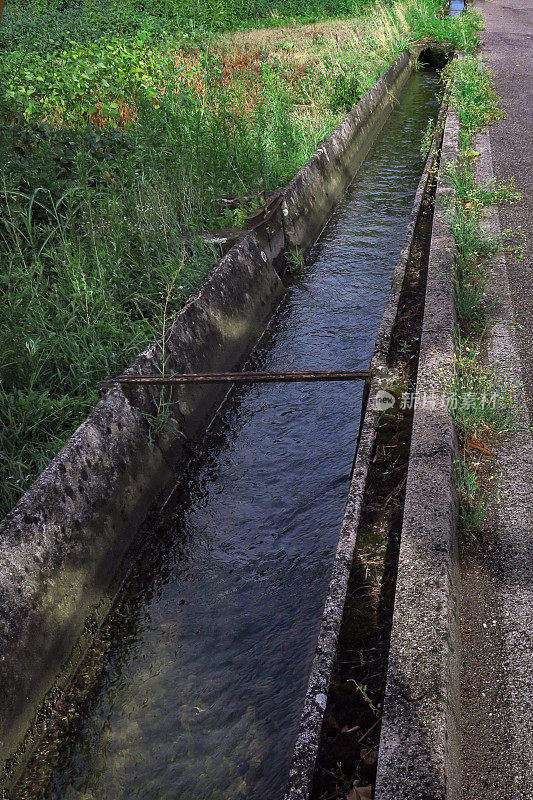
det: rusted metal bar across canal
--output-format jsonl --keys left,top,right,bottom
{"left": 103, "top": 369, "right": 371, "bottom": 387}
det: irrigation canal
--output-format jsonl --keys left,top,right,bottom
{"left": 17, "top": 70, "right": 441, "bottom": 800}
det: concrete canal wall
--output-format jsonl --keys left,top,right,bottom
{"left": 374, "top": 108, "right": 461, "bottom": 800}
{"left": 284, "top": 80, "right": 450, "bottom": 800}
{"left": 0, "top": 48, "right": 420, "bottom": 792}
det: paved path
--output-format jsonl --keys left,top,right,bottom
{"left": 461, "top": 4, "right": 533, "bottom": 800}
{"left": 475, "top": 0, "right": 533, "bottom": 424}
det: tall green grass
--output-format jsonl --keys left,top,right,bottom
{"left": 0, "top": 0, "right": 482, "bottom": 517}
{"left": 0, "top": 55, "right": 332, "bottom": 514}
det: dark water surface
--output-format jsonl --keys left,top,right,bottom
{"left": 25, "top": 72, "right": 440, "bottom": 800}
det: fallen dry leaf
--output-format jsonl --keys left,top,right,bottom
{"left": 326, "top": 713, "right": 340, "bottom": 730}
{"left": 360, "top": 747, "right": 378, "bottom": 766}
{"left": 466, "top": 437, "right": 494, "bottom": 455}
{"left": 347, "top": 786, "right": 372, "bottom": 800}
{"left": 341, "top": 724, "right": 360, "bottom": 734}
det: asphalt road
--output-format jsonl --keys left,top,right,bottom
{"left": 476, "top": 0, "right": 533, "bottom": 425}
{"left": 461, "top": 5, "right": 533, "bottom": 799}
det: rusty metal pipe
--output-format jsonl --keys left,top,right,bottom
{"left": 106, "top": 369, "right": 371, "bottom": 387}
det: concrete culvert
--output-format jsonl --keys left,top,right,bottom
{"left": 418, "top": 43, "right": 454, "bottom": 70}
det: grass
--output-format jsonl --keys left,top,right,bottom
{"left": 0, "top": 0, "right": 483, "bottom": 517}
{"left": 449, "top": 204, "right": 496, "bottom": 331}
{"left": 446, "top": 50, "right": 503, "bottom": 135}
{"left": 0, "top": 0, "right": 483, "bottom": 126}
{"left": 445, "top": 156, "right": 521, "bottom": 211}
{"left": 450, "top": 333, "right": 516, "bottom": 440}
{"left": 420, "top": 117, "right": 437, "bottom": 158}
{"left": 444, "top": 53, "right": 523, "bottom": 531}
{"left": 443, "top": 69, "right": 522, "bottom": 334}
{"left": 0, "top": 34, "right": 329, "bottom": 514}
{"left": 455, "top": 454, "right": 488, "bottom": 533}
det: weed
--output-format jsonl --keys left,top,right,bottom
{"left": 449, "top": 204, "right": 500, "bottom": 262}
{"left": 398, "top": 340, "right": 413, "bottom": 354}
{"left": 285, "top": 247, "right": 305, "bottom": 276}
{"left": 445, "top": 53, "right": 504, "bottom": 135}
{"left": 443, "top": 51, "right": 526, "bottom": 534}
{"left": 142, "top": 393, "right": 183, "bottom": 451}
{"left": 232, "top": 203, "right": 251, "bottom": 228}
{"left": 453, "top": 275, "right": 486, "bottom": 333}
{"left": 455, "top": 455, "right": 488, "bottom": 533}
{"left": 445, "top": 159, "right": 522, "bottom": 210}
{"left": 327, "top": 63, "right": 361, "bottom": 113}
{"left": 347, "top": 679, "right": 380, "bottom": 716}
{"left": 450, "top": 333, "right": 516, "bottom": 440}
{"left": 420, "top": 117, "right": 436, "bottom": 158}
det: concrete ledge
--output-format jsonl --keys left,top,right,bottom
{"left": 0, "top": 50, "right": 419, "bottom": 790}
{"left": 283, "top": 88, "right": 449, "bottom": 800}
{"left": 374, "top": 110, "right": 461, "bottom": 800}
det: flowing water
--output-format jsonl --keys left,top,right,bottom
{"left": 21, "top": 71, "right": 440, "bottom": 800}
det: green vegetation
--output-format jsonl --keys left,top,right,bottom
{"left": 444, "top": 54, "right": 523, "bottom": 532}
{"left": 445, "top": 156, "right": 521, "bottom": 210}
{"left": 420, "top": 117, "right": 436, "bottom": 157}
{"left": 454, "top": 454, "right": 489, "bottom": 532}
{"left": 0, "top": 0, "right": 482, "bottom": 516}
{"left": 450, "top": 333, "right": 517, "bottom": 440}
{"left": 1, "top": 0, "right": 481, "bottom": 126}
{"left": 447, "top": 51, "right": 503, "bottom": 134}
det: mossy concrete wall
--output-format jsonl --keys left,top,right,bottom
{"left": 0, "top": 48, "right": 418, "bottom": 793}
{"left": 0, "top": 231, "right": 285, "bottom": 790}
{"left": 374, "top": 108, "right": 461, "bottom": 800}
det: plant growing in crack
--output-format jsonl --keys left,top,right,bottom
{"left": 443, "top": 53, "right": 527, "bottom": 533}
{"left": 398, "top": 340, "right": 412, "bottom": 354}
{"left": 455, "top": 455, "right": 488, "bottom": 534}
{"left": 285, "top": 246, "right": 305, "bottom": 276}
{"left": 142, "top": 395, "right": 183, "bottom": 452}
{"left": 142, "top": 255, "right": 186, "bottom": 451}
{"left": 347, "top": 680, "right": 380, "bottom": 717}
{"left": 420, "top": 117, "right": 436, "bottom": 158}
